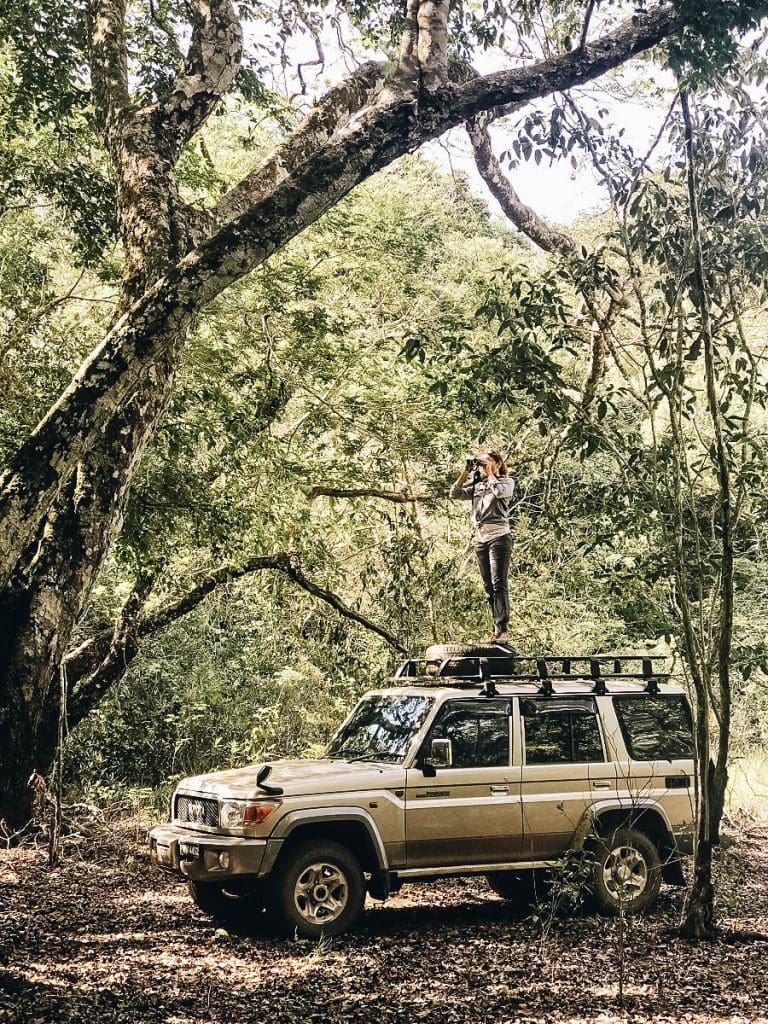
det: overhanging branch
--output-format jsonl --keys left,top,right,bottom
{"left": 193, "top": 3, "right": 681, "bottom": 305}
{"left": 0, "top": 3, "right": 685, "bottom": 568}
{"left": 467, "top": 114, "right": 627, "bottom": 408}
{"left": 64, "top": 552, "right": 405, "bottom": 725}
{"left": 213, "top": 61, "right": 389, "bottom": 224}
{"left": 307, "top": 486, "right": 435, "bottom": 503}
{"left": 467, "top": 119, "right": 577, "bottom": 254}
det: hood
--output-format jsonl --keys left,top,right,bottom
{"left": 177, "top": 758, "right": 406, "bottom": 799}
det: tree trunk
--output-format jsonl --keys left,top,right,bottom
{"left": 0, "top": 331, "right": 183, "bottom": 830}
{"left": 681, "top": 838, "right": 716, "bottom": 940}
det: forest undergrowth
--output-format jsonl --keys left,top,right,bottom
{"left": 1, "top": 811, "right": 766, "bottom": 1024}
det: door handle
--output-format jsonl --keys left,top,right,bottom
{"left": 490, "top": 785, "right": 509, "bottom": 794}
{"left": 592, "top": 781, "right": 611, "bottom": 789}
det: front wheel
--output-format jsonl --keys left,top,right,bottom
{"left": 589, "top": 827, "right": 661, "bottom": 915}
{"left": 270, "top": 840, "right": 365, "bottom": 938}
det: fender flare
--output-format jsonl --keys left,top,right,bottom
{"left": 269, "top": 806, "right": 389, "bottom": 870}
{"left": 572, "top": 798, "right": 675, "bottom": 850}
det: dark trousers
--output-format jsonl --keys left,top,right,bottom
{"left": 475, "top": 533, "right": 512, "bottom": 634}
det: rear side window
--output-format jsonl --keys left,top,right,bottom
{"left": 613, "top": 696, "right": 693, "bottom": 760}
{"left": 522, "top": 700, "right": 604, "bottom": 764}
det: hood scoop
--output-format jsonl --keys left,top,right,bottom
{"left": 256, "top": 764, "right": 283, "bottom": 796}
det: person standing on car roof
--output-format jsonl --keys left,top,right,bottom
{"left": 449, "top": 450, "right": 515, "bottom": 644}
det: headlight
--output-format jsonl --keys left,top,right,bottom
{"left": 219, "top": 800, "right": 279, "bottom": 829}
{"left": 220, "top": 801, "right": 245, "bottom": 829}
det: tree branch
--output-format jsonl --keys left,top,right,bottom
{"left": 278, "top": 557, "right": 408, "bottom": 653}
{"left": 213, "top": 61, "right": 389, "bottom": 225}
{"left": 307, "top": 486, "right": 435, "bottom": 503}
{"left": 417, "top": 0, "right": 450, "bottom": 92}
{"left": 378, "top": 0, "right": 420, "bottom": 104}
{"left": 65, "top": 571, "right": 154, "bottom": 727}
{"left": 89, "top": 0, "right": 131, "bottom": 148}
{"left": 579, "top": 0, "right": 597, "bottom": 50}
{"left": 379, "top": 0, "right": 449, "bottom": 103}
{"left": 64, "top": 552, "right": 406, "bottom": 724}
{"left": 467, "top": 114, "right": 625, "bottom": 408}
{"left": 193, "top": 3, "right": 681, "bottom": 306}
{"left": 154, "top": 0, "right": 243, "bottom": 160}
{"left": 467, "top": 119, "right": 577, "bottom": 254}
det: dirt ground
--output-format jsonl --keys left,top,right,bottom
{"left": 1, "top": 817, "right": 767, "bottom": 1024}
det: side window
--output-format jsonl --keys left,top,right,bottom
{"left": 613, "top": 696, "right": 693, "bottom": 760}
{"left": 522, "top": 700, "right": 604, "bottom": 765}
{"left": 427, "top": 700, "right": 510, "bottom": 768}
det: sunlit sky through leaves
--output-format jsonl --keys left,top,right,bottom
{"left": 243, "top": 12, "right": 678, "bottom": 228}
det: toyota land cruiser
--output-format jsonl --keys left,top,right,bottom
{"left": 148, "top": 644, "right": 695, "bottom": 937}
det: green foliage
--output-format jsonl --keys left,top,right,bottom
{"left": 1, "top": 0, "right": 766, "bottom": 797}
{"left": 670, "top": 0, "right": 768, "bottom": 86}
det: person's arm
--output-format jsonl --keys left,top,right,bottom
{"left": 449, "top": 463, "right": 474, "bottom": 499}
{"left": 485, "top": 474, "right": 515, "bottom": 498}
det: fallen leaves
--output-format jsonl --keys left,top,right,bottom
{"left": 0, "top": 820, "right": 767, "bottom": 1024}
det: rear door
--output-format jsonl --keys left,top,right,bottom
{"left": 405, "top": 698, "right": 522, "bottom": 867}
{"left": 609, "top": 694, "right": 696, "bottom": 841}
{"left": 519, "top": 697, "right": 608, "bottom": 859}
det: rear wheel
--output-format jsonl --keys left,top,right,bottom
{"left": 187, "top": 878, "right": 265, "bottom": 920}
{"left": 589, "top": 827, "right": 661, "bottom": 915}
{"left": 270, "top": 840, "right": 365, "bottom": 938}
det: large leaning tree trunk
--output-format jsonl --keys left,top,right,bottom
{"left": 0, "top": 0, "right": 723, "bottom": 830}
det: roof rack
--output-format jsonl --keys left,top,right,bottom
{"left": 392, "top": 654, "right": 670, "bottom": 696}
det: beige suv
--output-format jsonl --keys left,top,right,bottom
{"left": 149, "top": 647, "right": 695, "bottom": 937}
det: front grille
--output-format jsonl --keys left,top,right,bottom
{"left": 175, "top": 795, "right": 219, "bottom": 828}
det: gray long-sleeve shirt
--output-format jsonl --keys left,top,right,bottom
{"left": 449, "top": 475, "right": 515, "bottom": 544}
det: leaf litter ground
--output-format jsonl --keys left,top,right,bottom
{"left": 1, "top": 816, "right": 766, "bottom": 1024}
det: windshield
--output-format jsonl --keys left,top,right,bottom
{"left": 326, "top": 694, "right": 434, "bottom": 763}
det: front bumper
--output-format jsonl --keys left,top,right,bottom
{"left": 148, "top": 823, "right": 282, "bottom": 883}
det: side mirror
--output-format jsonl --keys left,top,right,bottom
{"left": 427, "top": 738, "right": 453, "bottom": 769}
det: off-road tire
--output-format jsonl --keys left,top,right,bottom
{"left": 425, "top": 642, "right": 519, "bottom": 677}
{"left": 425, "top": 643, "right": 517, "bottom": 660}
{"left": 187, "top": 879, "right": 265, "bottom": 920}
{"left": 589, "top": 827, "right": 662, "bottom": 915}
{"left": 486, "top": 869, "right": 543, "bottom": 907}
{"left": 269, "top": 840, "right": 365, "bottom": 938}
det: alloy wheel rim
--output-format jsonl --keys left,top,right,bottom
{"left": 293, "top": 862, "right": 348, "bottom": 924}
{"left": 602, "top": 844, "right": 648, "bottom": 900}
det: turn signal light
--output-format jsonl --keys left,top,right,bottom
{"left": 243, "top": 802, "right": 278, "bottom": 825}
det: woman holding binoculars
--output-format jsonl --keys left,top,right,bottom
{"left": 449, "top": 450, "right": 514, "bottom": 644}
